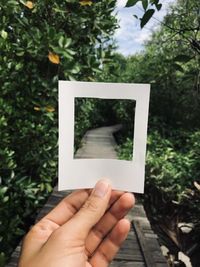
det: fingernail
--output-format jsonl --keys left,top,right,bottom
{"left": 93, "top": 179, "right": 110, "bottom": 198}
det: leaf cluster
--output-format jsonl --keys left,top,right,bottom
{"left": 0, "top": 0, "right": 118, "bottom": 264}
{"left": 99, "top": 0, "right": 200, "bottom": 260}
{"left": 125, "top": 0, "right": 162, "bottom": 28}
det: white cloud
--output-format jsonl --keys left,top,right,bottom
{"left": 114, "top": 0, "right": 176, "bottom": 55}
{"left": 116, "top": 0, "right": 127, "bottom": 8}
{"left": 135, "top": 31, "right": 152, "bottom": 44}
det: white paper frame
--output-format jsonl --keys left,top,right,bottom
{"left": 59, "top": 81, "right": 150, "bottom": 193}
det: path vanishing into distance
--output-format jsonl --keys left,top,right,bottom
{"left": 75, "top": 124, "right": 122, "bottom": 159}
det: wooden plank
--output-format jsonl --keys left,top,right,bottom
{"left": 110, "top": 261, "right": 146, "bottom": 267}
{"left": 6, "top": 195, "right": 168, "bottom": 267}
{"left": 133, "top": 220, "right": 157, "bottom": 266}
{"left": 133, "top": 220, "right": 168, "bottom": 267}
{"left": 6, "top": 127, "right": 167, "bottom": 267}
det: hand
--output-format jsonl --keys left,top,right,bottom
{"left": 19, "top": 179, "right": 134, "bottom": 267}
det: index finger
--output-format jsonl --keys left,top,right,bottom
{"left": 43, "top": 189, "right": 90, "bottom": 226}
{"left": 43, "top": 189, "right": 125, "bottom": 226}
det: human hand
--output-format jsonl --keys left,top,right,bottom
{"left": 19, "top": 179, "right": 134, "bottom": 267}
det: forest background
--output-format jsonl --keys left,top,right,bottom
{"left": 0, "top": 0, "right": 199, "bottom": 266}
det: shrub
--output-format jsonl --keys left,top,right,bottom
{"left": 116, "top": 128, "right": 200, "bottom": 255}
{"left": 0, "top": 0, "right": 118, "bottom": 263}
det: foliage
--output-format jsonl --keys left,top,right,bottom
{"left": 116, "top": 128, "right": 200, "bottom": 259}
{"left": 117, "top": 129, "right": 200, "bottom": 203}
{"left": 117, "top": 137, "right": 133, "bottom": 160}
{"left": 125, "top": 0, "right": 162, "bottom": 28}
{"left": 0, "top": 0, "right": 200, "bottom": 265}
{"left": 102, "top": 0, "right": 200, "bottom": 130}
{"left": 146, "top": 131, "right": 200, "bottom": 200}
{"left": 145, "top": 130, "right": 200, "bottom": 261}
{"left": 74, "top": 98, "right": 96, "bottom": 152}
{"left": 0, "top": 0, "right": 118, "bottom": 263}
{"left": 74, "top": 0, "right": 200, "bottom": 263}
{"left": 100, "top": 0, "right": 200, "bottom": 263}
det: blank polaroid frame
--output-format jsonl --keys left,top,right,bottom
{"left": 59, "top": 81, "right": 150, "bottom": 193}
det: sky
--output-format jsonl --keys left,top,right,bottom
{"left": 114, "top": 0, "right": 176, "bottom": 56}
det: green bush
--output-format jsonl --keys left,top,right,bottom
{"left": 117, "top": 137, "right": 133, "bottom": 161}
{"left": 0, "top": 0, "right": 118, "bottom": 263}
{"left": 74, "top": 98, "right": 96, "bottom": 151}
{"left": 146, "top": 130, "right": 200, "bottom": 200}
{"left": 144, "top": 130, "right": 200, "bottom": 254}
{"left": 117, "top": 128, "right": 200, "bottom": 252}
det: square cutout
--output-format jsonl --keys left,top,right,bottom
{"left": 59, "top": 81, "right": 150, "bottom": 193}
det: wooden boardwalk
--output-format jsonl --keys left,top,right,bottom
{"left": 75, "top": 124, "right": 122, "bottom": 159}
{"left": 6, "top": 125, "right": 168, "bottom": 267}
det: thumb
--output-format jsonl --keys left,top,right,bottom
{"left": 63, "top": 179, "right": 111, "bottom": 240}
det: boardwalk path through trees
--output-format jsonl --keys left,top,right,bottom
{"left": 75, "top": 125, "right": 122, "bottom": 159}
{"left": 6, "top": 125, "right": 167, "bottom": 267}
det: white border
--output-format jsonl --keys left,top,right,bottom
{"left": 59, "top": 81, "right": 150, "bottom": 193}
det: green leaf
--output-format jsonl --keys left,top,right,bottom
{"left": 15, "top": 63, "right": 23, "bottom": 70}
{"left": 68, "top": 75, "right": 76, "bottom": 81}
{"left": 11, "top": 171, "right": 15, "bottom": 179}
{"left": 0, "top": 187, "right": 8, "bottom": 195}
{"left": 142, "top": 0, "right": 148, "bottom": 10}
{"left": 174, "top": 55, "right": 192, "bottom": 63}
{"left": 66, "top": 49, "right": 76, "bottom": 55}
{"left": 8, "top": 0, "right": 19, "bottom": 5}
{"left": 150, "top": 0, "right": 159, "bottom": 4}
{"left": 64, "top": 38, "right": 72, "bottom": 48}
{"left": 62, "top": 51, "right": 73, "bottom": 59}
{"left": 172, "top": 63, "right": 184, "bottom": 72}
{"left": 71, "top": 66, "right": 80, "bottom": 74}
{"left": 58, "top": 36, "right": 65, "bottom": 48}
{"left": 65, "top": 0, "right": 76, "bottom": 2}
{"left": 45, "top": 183, "right": 52, "bottom": 192}
{"left": 155, "top": 3, "right": 162, "bottom": 10}
{"left": 140, "top": 9, "right": 155, "bottom": 28}
{"left": 1, "top": 30, "right": 8, "bottom": 40}
{"left": 16, "top": 51, "right": 25, "bottom": 56}
{"left": 3, "top": 196, "right": 9, "bottom": 203}
{"left": 125, "top": 0, "right": 139, "bottom": 7}
{"left": 133, "top": 14, "right": 138, "bottom": 19}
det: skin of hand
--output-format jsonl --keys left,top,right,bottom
{"left": 18, "top": 179, "right": 135, "bottom": 267}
